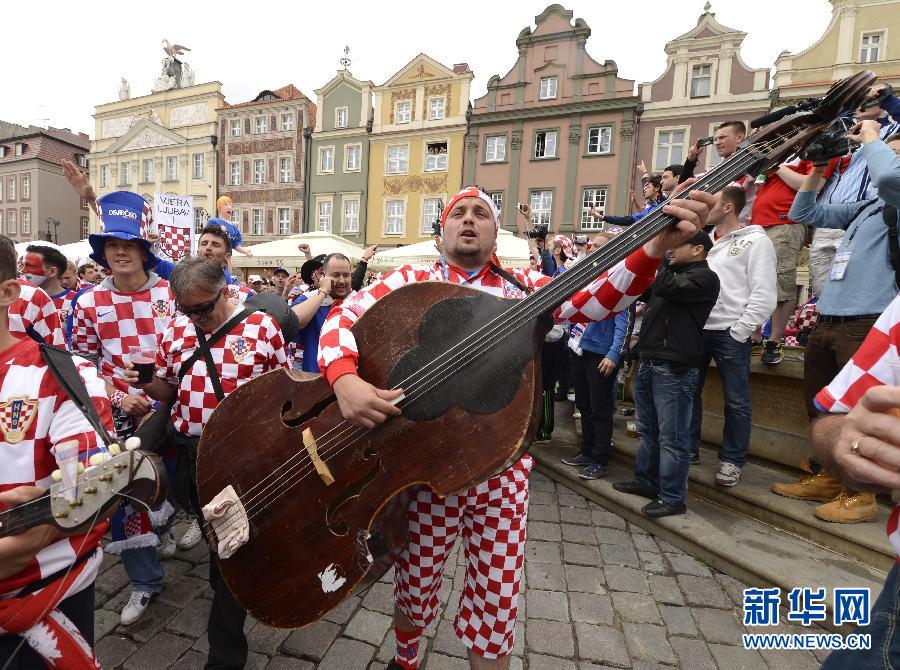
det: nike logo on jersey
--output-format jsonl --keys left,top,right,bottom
{"left": 98, "top": 310, "right": 114, "bottom": 318}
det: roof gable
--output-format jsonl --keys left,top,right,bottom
{"left": 106, "top": 119, "right": 184, "bottom": 153}
{"left": 382, "top": 53, "right": 459, "bottom": 88}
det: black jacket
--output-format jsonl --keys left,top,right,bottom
{"left": 637, "top": 260, "right": 720, "bottom": 370}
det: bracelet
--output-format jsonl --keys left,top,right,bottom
{"left": 110, "top": 390, "right": 127, "bottom": 409}
{"left": 317, "top": 288, "right": 328, "bottom": 298}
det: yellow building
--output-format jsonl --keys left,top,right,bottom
{"left": 88, "top": 82, "right": 225, "bottom": 233}
{"left": 364, "top": 54, "right": 473, "bottom": 246}
{"left": 774, "top": 0, "right": 900, "bottom": 101}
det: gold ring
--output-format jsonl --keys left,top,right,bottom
{"left": 850, "top": 438, "right": 862, "bottom": 456}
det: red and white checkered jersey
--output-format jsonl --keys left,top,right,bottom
{"left": 814, "top": 294, "right": 900, "bottom": 560}
{"left": 157, "top": 307, "right": 289, "bottom": 436}
{"left": 318, "top": 248, "right": 661, "bottom": 383}
{"left": 225, "top": 283, "right": 253, "bottom": 304}
{"left": 50, "top": 288, "right": 77, "bottom": 334}
{"left": 0, "top": 338, "right": 114, "bottom": 596}
{"left": 9, "top": 282, "right": 66, "bottom": 348}
{"left": 71, "top": 279, "right": 176, "bottom": 394}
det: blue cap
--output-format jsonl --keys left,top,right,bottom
{"left": 89, "top": 191, "right": 158, "bottom": 270}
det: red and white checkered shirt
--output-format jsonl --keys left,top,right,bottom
{"left": 9, "top": 282, "right": 66, "bottom": 348}
{"left": 0, "top": 337, "right": 113, "bottom": 596}
{"left": 318, "top": 248, "right": 661, "bottom": 382}
{"left": 71, "top": 278, "right": 176, "bottom": 394}
{"left": 814, "top": 294, "right": 900, "bottom": 560}
{"left": 157, "top": 307, "right": 289, "bottom": 436}
{"left": 49, "top": 288, "right": 77, "bottom": 336}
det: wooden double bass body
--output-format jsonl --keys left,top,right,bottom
{"left": 197, "top": 281, "right": 551, "bottom": 628}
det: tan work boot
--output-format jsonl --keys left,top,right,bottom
{"left": 814, "top": 490, "right": 877, "bottom": 524}
{"left": 771, "top": 466, "right": 843, "bottom": 502}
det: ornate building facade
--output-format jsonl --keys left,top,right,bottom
{"left": 217, "top": 85, "right": 315, "bottom": 243}
{"left": 774, "top": 0, "right": 900, "bottom": 102}
{"left": 307, "top": 70, "right": 373, "bottom": 245}
{"left": 365, "top": 54, "right": 473, "bottom": 246}
{"left": 464, "top": 5, "right": 639, "bottom": 233}
{"left": 88, "top": 82, "right": 224, "bottom": 234}
{"left": 633, "top": 4, "right": 770, "bottom": 185}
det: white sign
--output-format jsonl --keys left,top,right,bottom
{"left": 153, "top": 193, "right": 195, "bottom": 264}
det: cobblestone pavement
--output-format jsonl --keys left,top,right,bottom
{"left": 92, "top": 471, "right": 828, "bottom": 669}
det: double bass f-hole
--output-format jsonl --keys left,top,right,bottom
{"left": 325, "top": 446, "right": 382, "bottom": 536}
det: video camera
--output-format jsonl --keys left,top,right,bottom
{"left": 860, "top": 84, "right": 894, "bottom": 112}
{"left": 800, "top": 111, "right": 859, "bottom": 163}
{"left": 573, "top": 234, "right": 589, "bottom": 245}
{"left": 526, "top": 223, "right": 549, "bottom": 240}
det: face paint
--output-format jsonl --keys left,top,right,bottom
{"left": 21, "top": 252, "right": 47, "bottom": 286}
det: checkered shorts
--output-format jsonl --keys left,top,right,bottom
{"left": 394, "top": 454, "right": 532, "bottom": 658}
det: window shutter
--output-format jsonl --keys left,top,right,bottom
{"left": 244, "top": 118, "right": 251, "bottom": 134}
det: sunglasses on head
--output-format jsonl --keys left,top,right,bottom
{"left": 177, "top": 288, "right": 224, "bottom": 317}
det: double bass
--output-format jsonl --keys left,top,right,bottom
{"left": 195, "top": 71, "right": 876, "bottom": 628}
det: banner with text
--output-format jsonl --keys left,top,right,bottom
{"left": 153, "top": 194, "right": 195, "bottom": 264}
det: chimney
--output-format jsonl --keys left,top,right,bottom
{"left": 453, "top": 63, "right": 471, "bottom": 74}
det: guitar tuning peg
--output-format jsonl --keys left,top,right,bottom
{"left": 125, "top": 437, "right": 141, "bottom": 451}
{"left": 77, "top": 463, "right": 86, "bottom": 474}
{"left": 108, "top": 443, "right": 122, "bottom": 456}
{"left": 88, "top": 453, "right": 108, "bottom": 466}
{"left": 51, "top": 469, "right": 62, "bottom": 482}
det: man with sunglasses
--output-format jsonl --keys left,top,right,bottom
{"left": 126, "top": 256, "right": 288, "bottom": 670}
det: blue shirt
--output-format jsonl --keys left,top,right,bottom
{"left": 155, "top": 259, "right": 240, "bottom": 286}
{"left": 291, "top": 294, "right": 330, "bottom": 373}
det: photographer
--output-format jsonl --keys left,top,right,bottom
{"left": 515, "top": 203, "right": 556, "bottom": 275}
{"left": 771, "top": 120, "right": 900, "bottom": 524}
{"left": 590, "top": 175, "right": 665, "bottom": 227}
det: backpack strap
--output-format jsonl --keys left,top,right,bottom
{"left": 884, "top": 205, "right": 900, "bottom": 291}
{"left": 176, "top": 308, "right": 253, "bottom": 383}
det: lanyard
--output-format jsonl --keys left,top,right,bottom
{"left": 846, "top": 204, "right": 886, "bottom": 248}
{"left": 440, "top": 256, "right": 486, "bottom": 284}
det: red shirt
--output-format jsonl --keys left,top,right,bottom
{"left": 751, "top": 159, "right": 839, "bottom": 228}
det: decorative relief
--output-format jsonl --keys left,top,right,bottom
{"left": 424, "top": 84, "right": 452, "bottom": 118}
{"left": 170, "top": 102, "right": 208, "bottom": 128}
{"left": 102, "top": 116, "right": 137, "bottom": 139}
{"left": 121, "top": 127, "right": 179, "bottom": 151}
{"left": 383, "top": 174, "right": 447, "bottom": 196}
{"left": 568, "top": 126, "right": 582, "bottom": 144}
{"left": 466, "top": 139, "right": 478, "bottom": 154}
{"left": 390, "top": 89, "right": 417, "bottom": 124}
{"left": 225, "top": 188, "right": 299, "bottom": 204}
{"left": 510, "top": 132, "right": 523, "bottom": 150}
{"left": 620, "top": 125, "right": 635, "bottom": 140}
{"left": 409, "top": 63, "right": 436, "bottom": 80}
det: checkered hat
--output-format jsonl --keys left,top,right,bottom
{"left": 89, "top": 191, "right": 158, "bottom": 270}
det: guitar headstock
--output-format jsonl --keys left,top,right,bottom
{"left": 739, "top": 70, "right": 877, "bottom": 175}
{"left": 48, "top": 448, "right": 166, "bottom": 530}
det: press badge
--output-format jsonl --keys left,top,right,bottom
{"left": 831, "top": 250, "right": 851, "bottom": 280}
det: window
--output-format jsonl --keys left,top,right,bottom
{"left": 100, "top": 165, "right": 109, "bottom": 188}
{"left": 690, "top": 64, "right": 712, "bottom": 98}
{"left": 345, "top": 144, "right": 361, "bottom": 171}
{"left": 8, "top": 210, "right": 16, "bottom": 235}
{"left": 252, "top": 209, "right": 264, "bottom": 236}
{"left": 428, "top": 97, "right": 445, "bottom": 120}
{"left": 281, "top": 113, "right": 294, "bottom": 131}
{"left": 279, "top": 157, "right": 292, "bottom": 183}
{"left": 387, "top": 145, "right": 408, "bottom": 174}
{"left": 80, "top": 217, "right": 88, "bottom": 239}
{"left": 581, "top": 188, "right": 608, "bottom": 229}
{"left": 586, "top": 127, "right": 612, "bottom": 155}
{"left": 278, "top": 208, "right": 290, "bottom": 235}
{"left": 21, "top": 209, "right": 30, "bottom": 234}
{"left": 194, "top": 208, "right": 205, "bottom": 234}
{"left": 255, "top": 117, "right": 267, "bottom": 134}
{"left": 119, "top": 161, "right": 131, "bottom": 185}
{"left": 488, "top": 191, "right": 503, "bottom": 215}
{"left": 166, "top": 156, "right": 178, "bottom": 181}
{"left": 534, "top": 130, "right": 557, "bottom": 159}
{"left": 77, "top": 154, "right": 88, "bottom": 168}
{"left": 82, "top": 198, "right": 89, "bottom": 209}
{"left": 230, "top": 119, "right": 242, "bottom": 137}
{"left": 7, "top": 177, "right": 16, "bottom": 200}
{"left": 335, "top": 107, "right": 349, "bottom": 129}
{"left": 192, "top": 153, "right": 204, "bottom": 180}
{"left": 860, "top": 32, "right": 883, "bottom": 63}
{"left": 396, "top": 101, "right": 411, "bottom": 124}
{"left": 539, "top": 76, "right": 558, "bottom": 100}
{"left": 15, "top": 143, "right": 25, "bottom": 157}
{"left": 529, "top": 190, "right": 552, "bottom": 225}
{"left": 230, "top": 209, "right": 239, "bottom": 225}
{"left": 386, "top": 199, "right": 405, "bottom": 234}
{"left": 253, "top": 159, "right": 265, "bottom": 184}
{"left": 21, "top": 176, "right": 29, "bottom": 200}
{"left": 142, "top": 159, "right": 153, "bottom": 183}
{"left": 485, "top": 135, "right": 506, "bottom": 162}
{"left": 317, "top": 200, "right": 332, "bottom": 232}
{"left": 229, "top": 161, "right": 241, "bottom": 186}
{"left": 424, "top": 141, "right": 448, "bottom": 171}
{"left": 654, "top": 128, "right": 687, "bottom": 170}
{"left": 422, "top": 197, "right": 442, "bottom": 235}
{"left": 319, "top": 147, "right": 334, "bottom": 173}
{"left": 343, "top": 199, "right": 359, "bottom": 233}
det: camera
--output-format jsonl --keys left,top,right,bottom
{"left": 526, "top": 223, "right": 549, "bottom": 239}
{"left": 800, "top": 111, "right": 859, "bottom": 163}
{"left": 697, "top": 136, "right": 714, "bottom": 148}
{"left": 573, "top": 234, "right": 589, "bottom": 245}
{"left": 431, "top": 221, "right": 441, "bottom": 237}
{"left": 860, "top": 84, "right": 895, "bottom": 112}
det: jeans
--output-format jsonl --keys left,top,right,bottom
{"left": 690, "top": 330, "right": 752, "bottom": 468}
{"left": 571, "top": 350, "right": 617, "bottom": 465}
{"left": 119, "top": 513, "right": 172, "bottom": 593}
{"left": 820, "top": 562, "right": 900, "bottom": 669}
{"left": 634, "top": 361, "right": 699, "bottom": 506}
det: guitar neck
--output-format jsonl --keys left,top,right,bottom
{"left": 0, "top": 493, "right": 55, "bottom": 538}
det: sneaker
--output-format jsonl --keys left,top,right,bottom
{"left": 177, "top": 518, "right": 203, "bottom": 550}
{"left": 771, "top": 467, "right": 842, "bottom": 502}
{"left": 120, "top": 590, "right": 153, "bottom": 626}
{"left": 814, "top": 490, "right": 877, "bottom": 524}
{"left": 561, "top": 452, "right": 592, "bottom": 467}
{"left": 761, "top": 340, "right": 783, "bottom": 365}
{"left": 573, "top": 410, "right": 581, "bottom": 419}
{"left": 613, "top": 480, "right": 658, "bottom": 499}
{"left": 566, "top": 392, "right": 576, "bottom": 402}
{"left": 158, "top": 531, "right": 176, "bottom": 559}
{"left": 690, "top": 453, "right": 700, "bottom": 465}
{"left": 751, "top": 342, "right": 764, "bottom": 356}
{"left": 715, "top": 461, "right": 742, "bottom": 487}
{"left": 579, "top": 463, "right": 608, "bottom": 480}
{"left": 642, "top": 499, "right": 687, "bottom": 518}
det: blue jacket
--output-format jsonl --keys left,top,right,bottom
{"left": 602, "top": 199, "right": 664, "bottom": 227}
{"left": 579, "top": 304, "right": 635, "bottom": 364}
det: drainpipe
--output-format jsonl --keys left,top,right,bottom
{"left": 302, "top": 126, "right": 313, "bottom": 233}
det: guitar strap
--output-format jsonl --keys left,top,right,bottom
{"left": 489, "top": 263, "right": 532, "bottom": 294}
